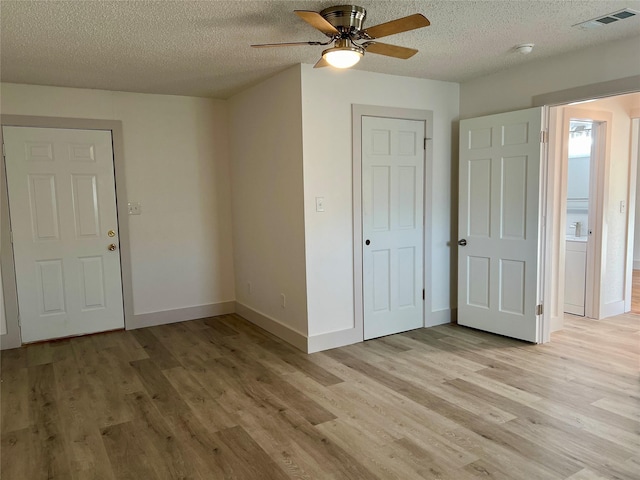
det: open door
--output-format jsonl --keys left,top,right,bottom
{"left": 458, "top": 107, "right": 544, "bottom": 343}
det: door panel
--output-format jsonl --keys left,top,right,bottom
{"left": 4, "top": 126, "right": 124, "bottom": 343}
{"left": 458, "top": 108, "right": 543, "bottom": 343}
{"left": 72, "top": 174, "right": 101, "bottom": 237}
{"left": 363, "top": 116, "right": 424, "bottom": 340}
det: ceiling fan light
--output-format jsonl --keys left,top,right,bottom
{"left": 322, "top": 45, "right": 364, "bottom": 68}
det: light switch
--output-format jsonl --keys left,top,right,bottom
{"left": 128, "top": 202, "right": 141, "bottom": 215}
{"left": 315, "top": 197, "right": 325, "bottom": 212}
{"left": 620, "top": 200, "right": 626, "bottom": 214}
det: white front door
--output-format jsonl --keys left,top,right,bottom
{"left": 3, "top": 126, "right": 124, "bottom": 343}
{"left": 362, "top": 116, "right": 424, "bottom": 340}
{"left": 458, "top": 108, "right": 543, "bottom": 343}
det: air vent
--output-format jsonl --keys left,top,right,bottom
{"left": 574, "top": 8, "right": 638, "bottom": 29}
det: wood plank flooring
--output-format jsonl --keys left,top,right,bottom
{"left": 1, "top": 313, "right": 638, "bottom": 479}
{"left": 632, "top": 269, "right": 640, "bottom": 314}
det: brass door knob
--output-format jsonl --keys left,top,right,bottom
{"left": 108, "top": 229, "right": 116, "bottom": 237}
{"left": 108, "top": 243, "right": 117, "bottom": 251}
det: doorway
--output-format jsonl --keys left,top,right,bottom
{"left": 352, "top": 105, "right": 433, "bottom": 341}
{"left": 0, "top": 115, "right": 133, "bottom": 349}
{"left": 549, "top": 92, "right": 640, "bottom": 331}
{"left": 455, "top": 92, "right": 639, "bottom": 344}
{"left": 361, "top": 115, "right": 425, "bottom": 339}
{"left": 4, "top": 126, "right": 124, "bottom": 342}
{"left": 563, "top": 118, "right": 597, "bottom": 317}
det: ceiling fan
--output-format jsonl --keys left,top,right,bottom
{"left": 251, "top": 5, "right": 430, "bottom": 69}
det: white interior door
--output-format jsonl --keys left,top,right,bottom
{"left": 362, "top": 116, "right": 424, "bottom": 340}
{"left": 3, "top": 126, "right": 124, "bottom": 343}
{"left": 458, "top": 108, "right": 543, "bottom": 343}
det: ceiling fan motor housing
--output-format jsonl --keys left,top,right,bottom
{"left": 320, "top": 5, "right": 367, "bottom": 35}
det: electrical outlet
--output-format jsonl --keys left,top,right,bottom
{"left": 315, "top": 197, "right": 325, "bottom": 212}
{"left": 128, "top": 202, "right": 141, "bottom": 215}
{"left": 620, "top": 200, "right": 626, "bottom": 213}
{"left": 280, "top": 293, "right": 286, "bottom": 308}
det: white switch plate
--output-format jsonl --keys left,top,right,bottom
{"left": 128, "top": 202, "right": 141, "bottom": 215}
{"left": 315, "top": 197, "right": 325, "bottom": 212}
{"left": 620, "top": 200, "right": 626, "bottom": 213}
{"left": 280, "top": 293, "right": 286, "bottom": 308}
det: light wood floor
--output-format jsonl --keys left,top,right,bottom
{"left": 632, "top": 269, "right": 640, "bottom": 314}
{"left": 1, "top": 313, "right": 639, "bottom": 479}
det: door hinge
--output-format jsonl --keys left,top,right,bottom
{"left": 10, "top": 231, "right": 13, "bottom": 244}
{"left": 422, "top": 289, "right": 425, "bottom": 301}
{"left": 540, "top": 130, "right": 548, "bottom": 144}
{"left": 536, "top": 304, "right": 543, "bottom": 316}
{"left": 2, "top": 143, "right": 5, "bottom": 158}
{"left": 17, "top": 315, "right": 21, "bottom": 327}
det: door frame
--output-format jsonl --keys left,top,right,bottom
{"left": 352, "top": 105, "right": 433, "bottom": 339}
{"left": 626, "top": 115, "right": 640, "bottom": 312}
{"left": 0, "top": 115, "right": 133, "bottom": 349}
{"left": 538, "top": 85, "right": 640, "bottom": 341}
{"left": 559, "top": 109, "right": 612, "bottom": 320}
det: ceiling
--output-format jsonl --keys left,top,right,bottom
{"left": 2, "top": 1, "right": 640, "bottom": 99}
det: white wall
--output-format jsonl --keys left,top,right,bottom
{"left": 460, "top": 35, "right": 640, "bottom": 119}
{"left": 300, "top": 66, "right": 459, "bottom": 339}
{"left": 228, "top": 66, "right": 308, "bottom": 338}
{"left": 1, "top": 83, "right": 235, "bottom": 319}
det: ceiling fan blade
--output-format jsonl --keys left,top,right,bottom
{"left": 362, "top": 13, "right": 430, "bottom": 39}
{"left": 251, "top": 41, "right": 323, "bottom": 48}
{"left": 314, "top": 57, "right": 330, "bottom": 68}
{"left": 364, "top": 42, "right": 418, "bottom": 59}
{"left": 295, "top": 10, "right": 339, "bottom": 36}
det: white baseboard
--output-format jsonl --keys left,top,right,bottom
{"left": 234, "top": 302, "right": 308, "bottom": 353}
{"left": 425, "top": 308, "right": 453, "bottom": 327}
{"left": 307, "top": 326, "right": 363, "bottom": 353}
{"left": 601, "top": 300, "right": 625, "bottom": 319}
{"left": 128, "top": 301, "right": 235, "bottom": 330}
{"left": 2, "top": 302, "right": 456, "bottom": 354}
{"left": 564, "top": 304, "right": 585, "bottom": 316}
{"left": 550, "top": 315, "right": 564, "bottom": 333}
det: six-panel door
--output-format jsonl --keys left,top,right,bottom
{"left": 457, "top": 108, "right": 543, "bottom": 343}
{"left": 3, "top": 126, "right": 124, "bottom": 343}
{"left": 362, "top": 116, "right": 425, "bottom": 340}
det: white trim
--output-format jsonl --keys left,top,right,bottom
{"left": 425, "top": 308, "right": 452, "bottom": 327}
{"left": 634, "top": 260, "right": 640, "bottom": 270}
{"left": 352, "top": 104, "right": 433, "bottom": 341}
{"left": 549, "top": 314, "right": 563, "bottom": 333}
{"left": 235, "top": 302, "right": 308, "bottom": 353}
{"left": 602, "top": 300, "right": 625, "bottom": 318}
{"left": 553, "top": 108, "right": 612, "bottom": 321}
{"left": 539, "top": 106, "right": 551, "bottom": 343}
{"left": 307, "top": 327, "right": 362, "bottom": 353}
{"left": 625, "top": 118, "right": 640, "bottom": 312}
{"left": 533, "top": 75, "right": 640, "bottom": 107}
{"left": 128, "top": 302, "right": 235, "bottom": 330}
{"left": 543, "top": 107, "right": 562, "bottom": 342}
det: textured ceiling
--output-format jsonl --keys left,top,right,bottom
{"left": 2, "top": 0, "right": 640, "bottom": 99}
